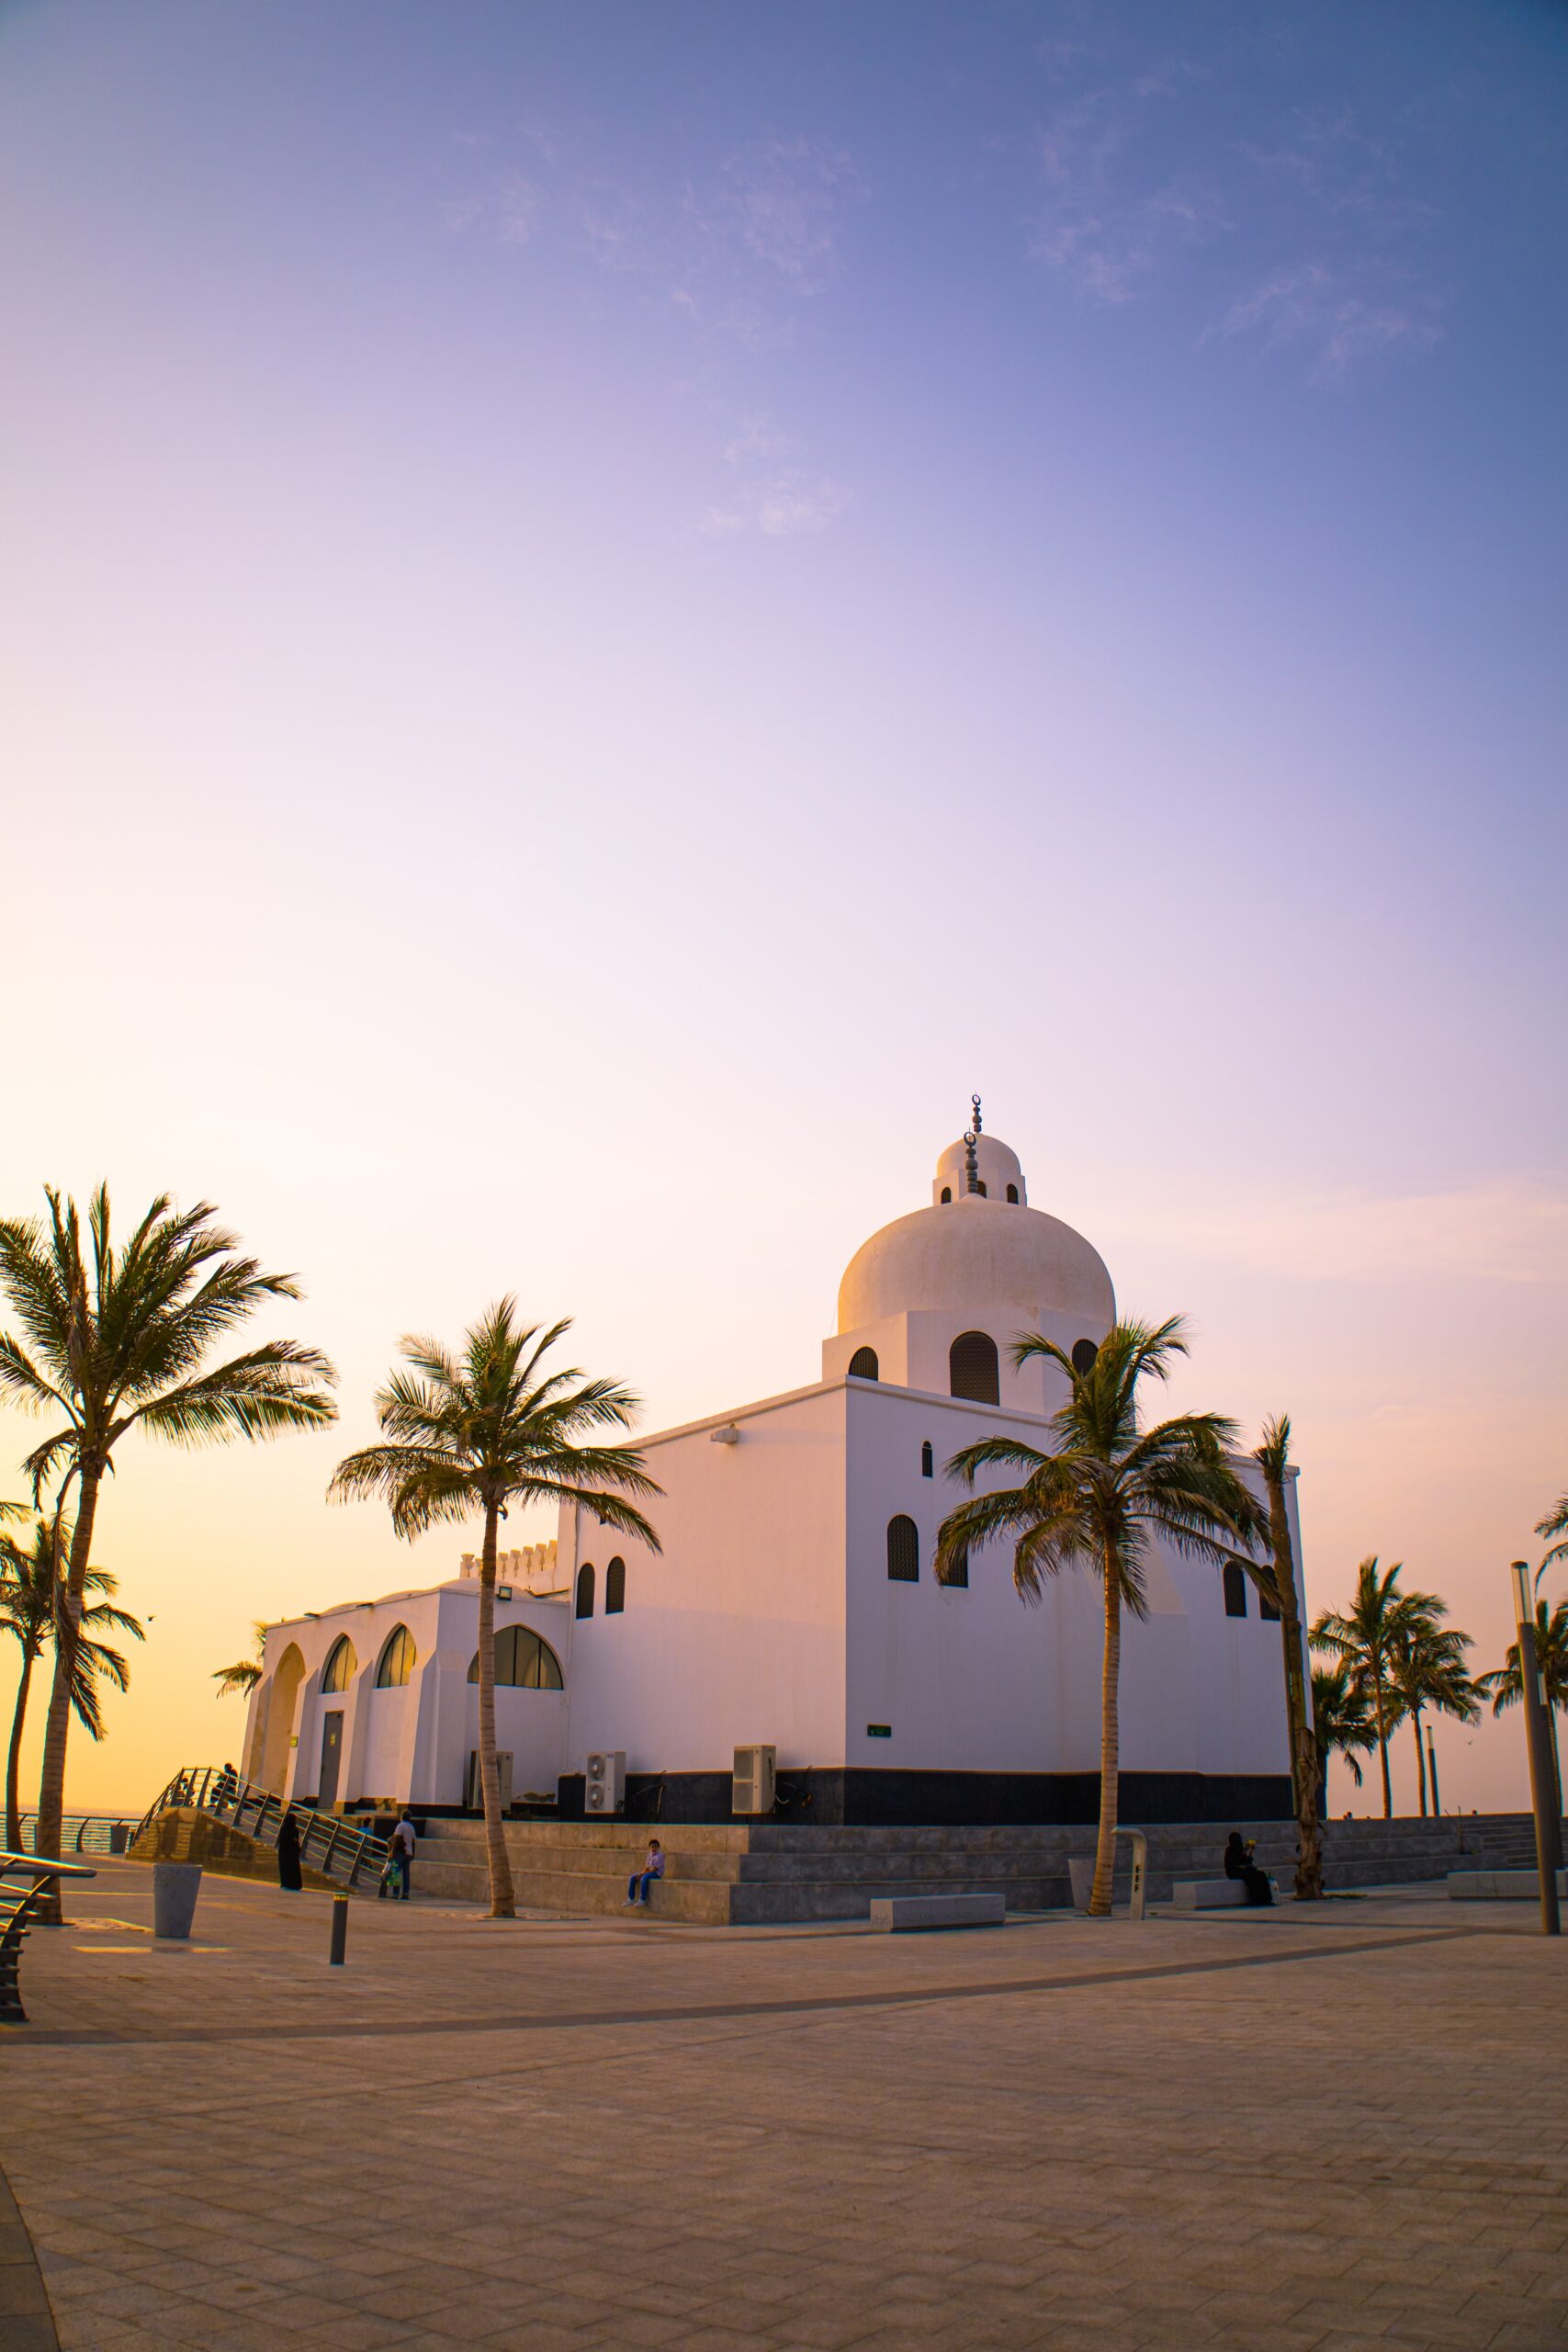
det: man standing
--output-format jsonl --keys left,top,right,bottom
{"left": 390, "top": 1810, "right": 416, "bottom": 1901}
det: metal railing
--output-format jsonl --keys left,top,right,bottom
{"left": 10, "top": 1815, "right": 138, "bottom": 1857}
{"left": 137, "top": 1765, "right": 390, "bottom": 1890}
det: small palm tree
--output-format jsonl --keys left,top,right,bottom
{"left": 0, "top": 1517, "right": 143, "bottom": 1851}
{"left": 1478, "top": 1599, "right": 1568, "bottom": 1819}
{"left": 1311, "top": 1559, "right": 1442, "bottom": 1819}
{"left": 935, "top": 1317, "right": 1268, "bottom": 1917}
{"left": 0, "top": 1185, "right": 336, "bottom": 1886}
{"left": 1311, "top": 1662, "right": 1378, "bottom": 1792}
{"left": 212, "top": 1623, "right": 267, "bottom": 1701}
{"left": 1251, "top": 1415, "right": 1323, "bottom": 1899}
{"left": 330, "top": 1301, "right": 661, "bottom": 1919}
{"left": 1388, "top": 1622, "right": 1478, "bottom": 1815}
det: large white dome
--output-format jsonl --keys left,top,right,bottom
{"left": 837, "top": 1130, "right": 1114, "bottom": 1334}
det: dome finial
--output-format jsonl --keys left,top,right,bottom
{"left": 964, "top": 1097, "right": 981, "bottom": 1194}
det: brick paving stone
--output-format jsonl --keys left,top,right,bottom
{"left": 6, "top": 1864, "right": 1568, "bottom": 2352}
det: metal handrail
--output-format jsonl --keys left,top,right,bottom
{"left": 137, "top": 1765, "right": 390, "bottom": 1888}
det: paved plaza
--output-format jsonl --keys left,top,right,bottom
{"left": 2, "top": 1860, "right": 1564, "bottom": 2352}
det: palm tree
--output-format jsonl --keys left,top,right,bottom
{"left": 0, "top": 1185, "right": 336, "bottom": 1891}
{"left": 1251, "top": 1415, "right": 1323, "bottom": 1899}
{"left": 1311, "top": 1662, "right": 1378, "bottom": 1792}
{"left": 1538, "top": 1496, "right": 1568, "bottom": 1577}
{"left": 1388, "top": 1622, "right": 1478, "bottom": 1815}
{"left": 330, "top": 1301, "right": 661, "bottom": 1919}
{"left": 1478, "top": 1599, "right": 1568, "bottom": 1819}
{"left": 0, "top": 1517, "right": 143, "bottom": 1851}
{"left": 934, "top": 1317, "right": 1268, "bottom": 1917}
{"left": 212, "top": 1623, "right": 267, "bottom": 1701}
{"left": 1311, "top": 1559, "right": 1443, "bottom": 1819}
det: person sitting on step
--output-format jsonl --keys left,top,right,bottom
{"left": 625, "top": 1838, "right": 665, "bottom": 1908}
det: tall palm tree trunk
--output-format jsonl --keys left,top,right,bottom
{"left": 34, "top": 1482, "right": 98, "bottom": 1917}
{"left": 477, "top": 1502, "right": 516, "bottom": 1920}
{"left": 1089, "top": 1551, "right": 1121, "bottom": 1917}
{"left": 1412, "top": 1707, "right": 1427, "bottom": 1816}
{"left": 6, "top": 1642, "right": 38, "bottom": 1852}
{"left": 1260, "top": 1457, "right": 1322, "bottom": 1899}
{"left": 1373, "top": 1675, "right": 1393, "bottom": 1820}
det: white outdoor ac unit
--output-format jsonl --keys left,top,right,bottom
{"left": 466, "top": 1751, "right": 513, "bottom": 1812}
{"left": 584, "top": 1750, "right": 626, "bottom": 1815}
{"left": 732, "top": 1744, "right": 776, "bottom": 1815}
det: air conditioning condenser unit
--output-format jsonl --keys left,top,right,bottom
{"left": 466, "top": 1750, "right": 513, "bottom": 1811}
{"left": 732, "top": 1744, "right": 776, "bottom": 1815}
{"left": 585, "top": 1750, "right": 626, "bottom": 1815}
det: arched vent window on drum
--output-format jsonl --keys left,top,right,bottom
{"left": 468, "top": 1625, "right": 564, "bottom": 1690}
{"left": 886, "top": 1515, "right": 919, "bottom": 1582}
{"left": 848, "top": 1347, "right": 879, "bottom": 1381}
{"left": 575, "top": 1563, "right": 595, "bottom": 1620}
{"left": 605, "top": 1556, "right": 626, "bottom": 1614}
{"left": 321, "top": 1635, "right": 356, "bottom": 1692}
{"left": 949, "top": 1330, "right": 999, "bottom": 1405}
{"left": 1223, "top": 1563, "right": 1248, "bottom": 1619}
{"left": 1006, "top": 1183, "right": 1019, "bottom": 1204}
{"left": 375, "top": 1625, "right": 415, "bottom": 1688}
{"left": 940, "top": 1187, "right": 952, "bottom": 1204}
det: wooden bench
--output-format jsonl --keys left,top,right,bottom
{"left": 1171, "top": 1877, "right": 1280, "bottom": 1912}
{"left": 870, "top": 1893, "right": 1006, "bottom": 1932}
{"left": 1, "top": 1852, "right": 99, "bottom": 2022}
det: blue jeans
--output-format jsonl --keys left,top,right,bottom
{"left": 627, "top": 1870, "right": 660, "bottom": 1904}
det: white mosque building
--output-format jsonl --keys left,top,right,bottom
{"left": 242, "top": 1110, "right": 1301, "bottom": 1828}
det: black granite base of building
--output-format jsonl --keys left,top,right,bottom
{"left": 554, "top": 1767, "right": 1294, "bottom": 1829}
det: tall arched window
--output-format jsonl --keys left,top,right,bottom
{"left": 575, "top": 1563, "right": 595, "bottom": 1620}
{"left": 949, "top": 1330, "right": 999, "bottom": 1405}
{"left": 1223, "top": 1563, "right": 1248, "bottom": 1619}
{"left": 886, "top": 1515, "right": 919, "bottom": 1582}
{"left": 321, "top": 1635, "right": 356, "bottom": 1692}
{"left": 1006, "top": 1183, "right": 1020, "bottom": 1204}
{"left": 848, "top": 1347, "right": 879, "bottom": 1381}
{"left": 468, "top": 1626, "right": 565, "bottom": 1690}
{"left": 375, "top": 1624, "right": 415, "bottom": 1688}
{"left": 920, "top": 1441, "right": 933, "bottom": 1478}
{"left": 605, "top": 1556, "right": 626, "bottom": 1614}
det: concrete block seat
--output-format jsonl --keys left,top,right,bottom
{"left": 1448, "top": 1868, "right": 1568, "bottom": 1901}
{"left": 870, "top": 1894, "right": 1006, "bottom": 1931}
{"left": 1171, "top": 1878, "right": 1281, "bottom": 1912}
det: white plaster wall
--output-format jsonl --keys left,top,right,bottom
{"left": 560, "top": 1384, "right": 850, "bottom": 1774}
{"left": 842, "top": 1384, "right": 1292, "bottom": 1781}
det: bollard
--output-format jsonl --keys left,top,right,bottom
{"left": 329, "top": 1894, "right": 349, "bottom": 1966}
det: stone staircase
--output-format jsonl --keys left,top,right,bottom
{"left": 409, "top": 1811, "right": 1559, "bottom": 1926}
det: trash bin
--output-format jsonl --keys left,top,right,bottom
{"left": 152, "top": 1861, "right": 202, "bottom": 1940}
{"left": 1067, "top": 1857, "right": 1096, "bottom": 1914}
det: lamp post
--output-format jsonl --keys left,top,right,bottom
{"left": 1510, "top": 1561, "right": 1561, "bottom": 1936}
{"left": 1425, "top": 1724, "right": 1440, "bottom": 1815}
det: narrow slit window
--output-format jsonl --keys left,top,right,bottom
{"left": 920, "top": 1441, "right": 933, "bottom": 1478}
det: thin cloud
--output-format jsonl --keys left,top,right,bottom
{"left": 1119, "top": 1182, "right": 1568, "bottom": 1287}
{"left": 1221, "top": 263, "right": 1444, "bottom": 382}
{"left": 722, "top": 137, "right": 862, "bottom": 292}
{"left": 698, "top": 474, "right": 850, "bottom": 539}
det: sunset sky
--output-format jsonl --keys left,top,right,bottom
{"left": 2, "top": 0, "right": 1563, "bottom": 1818}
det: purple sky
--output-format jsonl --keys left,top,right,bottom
{"left": 2, "top": 1, "right": 1564, "bottom": 1814}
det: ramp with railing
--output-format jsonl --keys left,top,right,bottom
{"left": 135, "top": 1766, "right": 390, "bottom": 1891}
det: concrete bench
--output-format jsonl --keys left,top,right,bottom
{"left": 870, "top": 1893, "right": 1006, "bottom": 1932}
{"left": 1448, "top": 1869, "right": 1568, "bottom": 1901}
{"left": 1171, "top": 1878, "right": 1280, "bottom": 1912}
